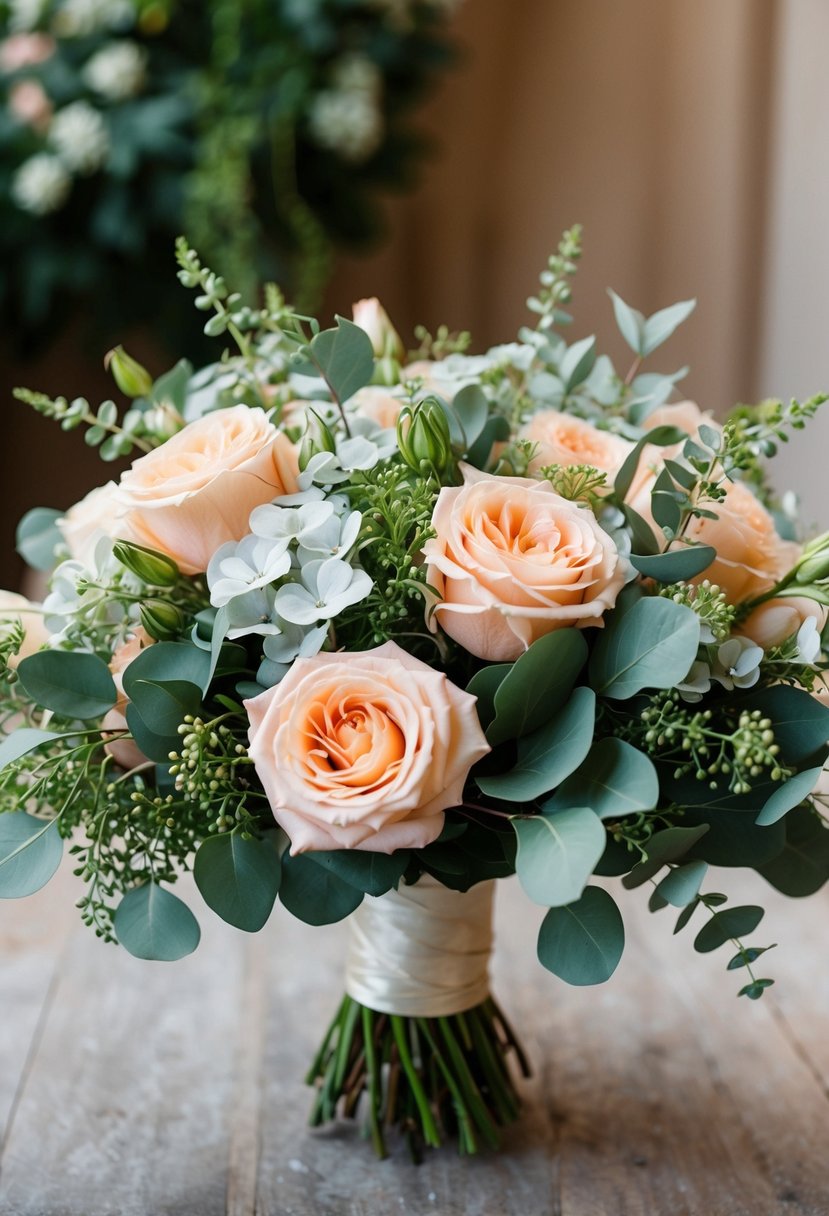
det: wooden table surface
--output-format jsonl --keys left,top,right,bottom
{"left": 0, "top": 865, "right": 826, "bottom": 1216}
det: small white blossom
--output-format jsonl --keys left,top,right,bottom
{"left": 84, "top": 40, "right": 147, "bottom": 100}
{"left": 257, "top": 621, "right": 329, "bottom": 687}
{"left": 275, "top": 557, "right": 372, "bottom": 626}
{"left": 207, "top": 536, "right": 292, "bottom": 608}
{"left": 307, "top": 89, "right": 383, "bottom": 162}
{"left": 332, "top": 55, "right": 382, "bottom": 96}
{"left": 794, "top": 616, "right": 822, "bottom": 664}
{"left": 677, "top": 660, "right": 712, "bottom": 703}
{"left": 249, "top": 500, "right": 362, "bottom": 563}
{"left": 11, "top": 153, "right": 71, "bottom": 214}
{"left": 298, "top": 451, "right": 350, "bottom": 490}
{"left": 50, "top": 101, "right": 109, "bottom": 174}
{"left": 712, "top": 638, "right": 763, "bottom": 691}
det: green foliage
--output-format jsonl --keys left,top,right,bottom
{"left": 655, "top": 860, "right": 708, "bottom": 908}
{"left": 589, "top": 597, "right": 700, "bottom": 699}
{"left": 305, "top": 850, "right": 410, "bottom": 898}
{"left": 513, "top": 807, "right": 606, "bottom": 907}
{"left": 622, "top": 825, "right": 711, "bottom": 888}
{"left": 305, "top": 317, "right": 375, "bottom": 406}
{"left": 194, "top": 832, "right": 281, "bottom": 932}
{"left": 482, "top": 630, "right": 588, "bottom": 747}
{"left": 114, "top": 882, "right": 201, "bottom": 962}
{"left": 693, "top": 905, "right": 765, "bottom": 953}
{"left": 757, "top": 806, "right": 829, "bottom": 896}
{"left": 279, "top": 851, "right": 364, "bottom": 925}
{"left": 537, "top": 886, "right": 625, "bottom": 985}
{"left": 526, "top": 225, "right": 583, "bottom": 330}
{"left": 16, "top": 651, "right": 117, "bottom": 720}
{"left": 548, "top": 738, "right": 659, "bottom": 820}
{"left": 755, "top": 766, "right": 823, "bottom": 826}
{"left": 0, "top": 812, "right": 63, "bottom": 898}
{"left": 15, "top": 508, "right": 63, "bottom": 572}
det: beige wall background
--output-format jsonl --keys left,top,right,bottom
{"left": 4, "top": 0, "right": 829, "bottom": 585}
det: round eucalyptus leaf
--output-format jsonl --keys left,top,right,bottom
{"left": 537, "top": 886, "right": 625, "bottom": 985}
{"left": 194, "top": 833, "right": 280, "bottom": 932}
{"left": 279, "top": 851, "right": 363, "bottom": 925}
{"left": 16, "top": 651, "right": 117, "bottom": 720}
{"left": 114, "top": 883, "right": 201, "bottom": 961}
{"left": 0, "top": 812, "right": 63, "bottom": 898}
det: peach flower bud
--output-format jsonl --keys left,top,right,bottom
{"left": 352, "top": 297, "right": 404, "bottom": 361}
{"left": 0, "top": 590, "right": 49, "bottom": 667}
{"left": 738, "top": 596, "right": 828, "bottom": 649}
{"left": 685, "top": 479, "right": 786, "bottom": 605}
{"left": 116, "top": 405, "right": 299, "bottom": 575}
{"left": 423, "top": 467, "right": 624, "bottom": 662}
{"left": 520, "top": 409, "right": 632, "bottom": 486}
{"left": 245, "top": 641, "right": 490, "bottom": 853}
{"left": 348, "top": 385, "right": 405, "bottom": 430}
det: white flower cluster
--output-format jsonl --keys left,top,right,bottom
{"left": 43, "top": 540, "right": 140, "bottom": 650}
{"left": 11, "top": 152, "right": 70, "bottom": 214}
{"left": 307, "top": 54, "right": 383, "bottom": 163}
{"left": 52, "top": 0, "right": 133, "bottom": 37}
{"left": 84, "top": 40, "right": 147, "bottom": 100}
{"left": 12, "top": 97, "right": 111, "bottom": 214}
{"left": 207, "top": 490, "right": 372, "bottom": 687}
{"left": 677, "top": 616, "right": 822, "bottom": 703}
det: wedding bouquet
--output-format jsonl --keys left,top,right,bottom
{"left": 2, "top": 228, "right": 829, "bottom": 1160}
{"left": 0, "top": 0, "right": 456, "bottom": 347}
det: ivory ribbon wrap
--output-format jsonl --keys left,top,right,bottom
{"left": 345, "top": 875, "right": 495, "bottom": 1017}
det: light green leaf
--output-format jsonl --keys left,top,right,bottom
{"left": 548, "top": 738, "right": 659, "bottom": 819}
{"left": 486, "top": 630, "right": 588, "bottom": 746}
{"left": 641, "top": 299, "right": 696, "bottom": 356}
{"left": 513, "top": 805, "right": 606, "bottom": 907}
{"left": 194, "top": 833, "right": 280, "bottom": 932}
{"left": 0, "top": 812, "right": 63, "bottom": 898}
{"left": 755, "top": 766, "right": 823, "bottom": 826}
{"left": 630, "top": 545, "right": 716, "bottom": 583}
{"left": 307, "top": 316, "right": 374, "bottom": 404}
{"left": 114, "top": 883, "right": 201, "bottom": 961}
{"left": 17, "top": 651, "right": 117, "bottom": 719}
{"left": 122, "top": 641, "right": 212, "bottom": 700}
{"left": 477, "top": 686, "right": 595, "bottom": 802}
{"left": 0, "top": 728, "right": 63, "bottom": 770}
{"left": 560, "top": 335, "right": 596, "bottom": 392}
{"left": 466, "top": 663, "right": 511, "bottom": 732}
{"left": 655, "top": 860, "right": 708, "bottom": 908}
{"left": 589, "top": 597, "right": 699, "bottom": 700}
{"left": 16, "top": 507, "right": 63, "bottom": 571}
{"left": 451, "top": 384, "right": 489, "bottom": 449}
{"left": 608, "top": 289, "right": 645, "bottom": 355}
{"left": 537, "top": 886, "right": 625, "bottom": 985}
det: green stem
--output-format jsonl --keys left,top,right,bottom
{"left": 361, "top": 1007, "right": 387, "bottom": 1159}
{"left": 390, "top": 1015, "right": 442, "bottom": 1148}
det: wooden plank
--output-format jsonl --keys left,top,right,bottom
{"left": 0, "top": 872, "right": 247, "bottom": 1216}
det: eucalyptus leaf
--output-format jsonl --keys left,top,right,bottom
{"left": 114, "top": 883, "right": 201, "bottom": 961}
{"left": 486, "top": 630, "right": 588, "bottom": 746}
{"left": 630, "top": 545, "right": 716, "bottom": 583}
{"left": 622, "top": 824, "right": 711, "bottom": 888}
{"left": 560, "top": 335, "right": 596, "bottom": 392}
{"left": 755, "top": 766, "right": 823, "bottom": 826}
{"left": 513, "top": 805, "right": 606, "bottom": 907}
{"left": 0, "top": 728, "right": 63, "bottom": 770}
{"left": 548, "top": 738, "right": 659, "bottom": 819}
{"left": 307, "top": 317, "right": 374, "bottom": 404}
{"left": 641, "top": 299, "right": 696, "bottom": 356}
{"left": 279, "top": 851, "right": 363, "bottom": 925}
{"left": 130, "top": 679, "right": 203, "bottom": 738}
{"left": 306, "top": 849, "right": 410, "bottom": 897}
{"left": 655, "top": 860, "right": 708, "bottom": 908}
{"left": 122, "top": 641, "right": 212, "bottom": 701}
{"left": 693, "top": 905, "right": 764, "bottom": 953}
{"left": 194, "top": 833, "right": 280, "bottom": 931}
{"left": 17, "top": 651, "right": 117, "bottom": 720}
{"left": 477, "top": 687, "right": 595, "bottom": 802}
{"left": 0, "top": 812, "right": 63, "bottom": 898}
{"left": 589, "top": 597, "right": 699, "bottom": 700}
{"left": 16, "top": 507, "right": 63, "bottom": 571}
{"left": 451, "top": 384, "right": 489, "bottom": 449}
{"left": 741, "top": 685, "right": 829, "bottom": 764}
{"left": 608, "top": 290, "right": 645, "bottom": 355}
{"left": 466, "top": 663, "right": 511, "bottom": 732}
{"left": 537, "top": 886, "right": 625, "bottom": 985}
{"left": 757, "top": 806, "right": 829, "bottom": 896}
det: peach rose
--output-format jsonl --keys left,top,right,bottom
{"left": 520, "top": 409, "right": 632, "bottom": 485}
{"left": 627, "top": 402, "right": 722, "bottom": 527}
{"left": 423, "top": 468, "right": 624, "bottom": 661}
{"left": 245, "top": 641, "right": 490, "bottom": 853}
{"left": 349, "top": 385, "right": 405, "bottom": 430}
{"left": 644, "top": 400, "right": 720, "bottom": 441}
{"left": 58, "top": 481, "right": 134, "bottom": 567}
{"left": 352, "top": 298, "right": 403, "bottom": 361}
{"left": 738, "top": 596, "right": 828, "bottom": 649}
{"left": 101, "top": 627, "right": 154, "bottom": 770}
{"left": 0, "top": 590, "right": 49, "bottom": 667}
{"left": 685, "top": 478, "right": 786, "bottom": 605}
{"left": 116, "top": 406, "right": 299, "bottom": 575}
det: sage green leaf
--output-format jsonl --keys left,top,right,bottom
{"left": 17, "top": 651, "right": 117, "bottom": 719}
{"left": 630, "top": 545, "right": 716, "bottom": 583}
{"left": 16, "top": 507, "right": 63, "bottom": 571}
{"left": 0, "top": 812, "right": 63, "bottom": 898}
{"left": 650, "top": 467, "right": 684, "bottom": 534}
{"left": 487, "top": 630, "right": 588, "bottom": 746}
{"left": 655, "top": 860, "right": 708, "bottom": 908}
{"left": 537, "top": 886, "right": 625, "bottom": 985}
{"left": 465, "top": 413, "right": 511, "bottom": 469}
{"left": 451, "top": 384, "right": 489, "bottom": 448}
{"left": 477, "top": 686, "right": 595, "bottom": 802}
{"left": 279, "top": 851, "right": 363, "bottom": 925}
{"left": 124, "top": 702, "right": 178, "bottom": 765}
{"left": 0, "top": 728, "right": 63, "bottom": 770}
{"left": 466, "top": 663, "right": 511, "bottom": 732}
{"left": 757, "top": 806, "right": 829, "bottom": 896}
{"left": 560, "top": 335, "right": 596, "bottom": 392}
{"left": 513, "top": 806, "right": 606, "bottom": 907}
{"left": 548, "top": 737, "right": 659, "bottom": 819}
{"left": 130, "top": 679, "right": 203, "bottom": 738}
{"left": 194, "top": 833, "right": 280, "bottom": 932}
{"left": 114, "top": 883, "right": 201, "bottom": 961}
{"left": 641, "top": 299, "right": 696, "bottom": 356}
{"left": 307, "top": 316, "right": 374, "bottom": 404}
{"left": 589, "top": 597, "right": 699, "bottom": 700}
{"left": 755, "top": 766, "right": 823, "bottom": 826}
{"left": 613, "top": 426, "right": 686, "bottom": 501}
{"left": 122, "top": 641, "right": 211, "bottom": 700}
{"left": 608, "top": 289, "right": 645, "bottom": 355}
{"left": 693, "top": 905, "right": 764, "bottom": 953}
{"left": 622, "top": 824, "right": 711, "bottom": 888}
{"left": 742, "top": 684, "right": 829, "bottom": 763}
{"left": 150, "top": 358, "right": 192, "bottom": 412}
{"left": 306, "top": 849, "right": 410, "bottom": 897}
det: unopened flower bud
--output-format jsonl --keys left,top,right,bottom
{"left": 104, "top": 345, "right": 153, "bottom": 398}
{"left": 795, "top": 533, "right": 829, "bottom": 585}
{"left": 299, "top": 409, "right": 336, "bottom": 471}
{"left": 139, "top": 598, "right": 185, "bottom": 640}
{"left": 352, "top": 297, "right": 404, "bottom": 362}
{"left": 397, "top": 399, "right": 453, "bottom": 477}
{"left": 113, "top": 541, "right": 180, "bottom": 586}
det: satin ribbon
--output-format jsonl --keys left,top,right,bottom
{"left": 344, "top": 874, "right": 495, "bottom": 1017}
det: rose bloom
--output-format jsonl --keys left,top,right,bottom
{"left": 423, "top": 468, "right": 624, "bottom": 662}
{"left": 117, "top": 405, "right": 299, "bottom": 575}
{"left": 520, "top": 409, "right": 632, "bottom": 486}
{"left": 58, "top": 481, "right": 134, "bottom": 567}
{"left": 738, "top": 595, "right": 828, "bottom": 649}
{"left": 349, "top": 385, "right": 405, "bottom": 430}
{"left": 0, "top": 590, "right": 49, "bottom": 667}
{"left": 644, "top": 399, "right": 720, "bottom": 442}
{"left": 245, "top": 641, "right": 490, "bottom": 853}
{"left": 352, "top": 297, "right": 403, "bottom": 361}
{"left": 685, "top": 478, "right": 788, "bottom": 604}
{"left": 627, "top": 401, "right": 723, "bottom": 526}
{"left": 101, "top": 627, "right": 154, "bottom": 771}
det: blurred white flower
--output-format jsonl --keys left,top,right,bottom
{"left": 332, "top": 55, "right": 382, "bottom": 96}
{"left": 84, "top": 40, "right": 147, "bottom": 100}
{"left": 11, "top": 153, "right": 71, "bottom": 214}
{"left": 7, "top": 0, "right": 45, "bottom": 33}
{"left": 794, "top": 616, "right": 822, "bottom": 664}
{"left": 51, "top": 101, "right": 110, "bottom": 174}
{"left": 53, "top": 0, "right": 133, "bottom": 37}
{"left": 307, "top": 89, "right": 383, "bottom": 162}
